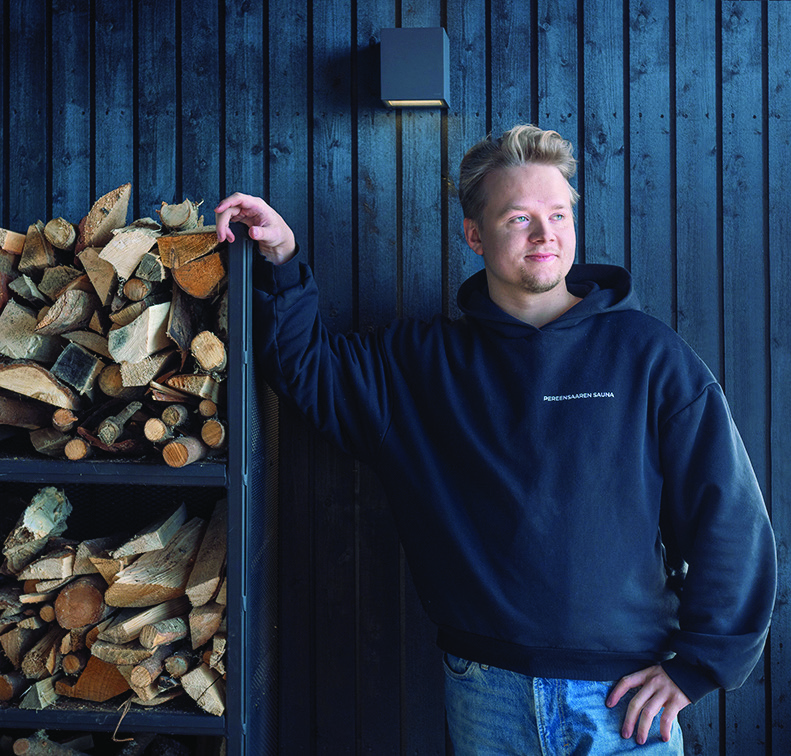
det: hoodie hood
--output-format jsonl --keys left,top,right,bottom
{"left": 456, "top": 263, "right": 641, "bottom": 335}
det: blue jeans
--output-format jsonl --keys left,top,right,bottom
{"left": 444, "top": 654, "right": 684, "bottom": 755}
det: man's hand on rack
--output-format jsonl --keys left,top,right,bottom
{"left": 215, "top": 193, "right": 297, "bottom": 265}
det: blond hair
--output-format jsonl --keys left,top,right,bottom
{"left": 458, "top": 124, "right": 579, "bottom": 225}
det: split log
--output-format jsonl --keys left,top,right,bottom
{"left": 166, "top": 374, "right": 220, "bottom": 402}
{"left": 186, "top": 499, "right": 227, "bottom": 607}
{"left": 143, "top": 418, "right": 173, "bottom": 445}
{"left": 189, "top": 601, "right": 224, "bottom": 649}
{"left": 134, "top": 250, "right": 168, "bottom": 283}
{"left": 162, "top": 436, "right": 210, "bottom": 468}
{"left": 55, "top": 653, "right": 131, "bottom": 702}
{"left": 19, "top": 673, "right": 62, "bottom": 710}
{"left": 180, "top": 662, "right": 225, "bottom": 716}
{"left": 8, "top": 275, "right": 49, "bottom": 308}
{"left": 12, "top": 732, "right": 90, "bottom": 756}
{"left": 89, "top": 638, "right": 154, "bottom": 665}
{"left": 161, "top": 403, "right": 190, "bottom": 428}
{"left": 0, "top": 300, "right": 64, "bottom": 362}
{"left": 38, "top": 266, "right": 82, "bottom": 300}
{"left": 1, "top": 487, "right": 72, "bottom": 574}
{"left": 54, "top": 573, "right": 107, "bottom": 629}
{"left": 200, "top": 419, "right": 226, "bottom": 450}
{"left": 19, "top": 222, "right": 56, "bottom": 278}
{"left": 34, "top": 290, "right": 99, "bottom": 336}
{"left": 18, "top": 546, "right": 75, "bottom": 580}
{"left": 190, "top": 331, "right": 226, "bottom": 373}
{"left": 44, "top": 216, "right": 78, "bottom": 251}
{"left": 21, "top": 624, "right": 66, "bottom": 679}
{"left": 0, "top": 361, "right": 82, "bottom": 409}
{"left": 120, "top": 348, "right": 179, "bottom": 387}
{"left": 63, "top": 437, "right": 92, "bottom": 461}
{"left": 129, "top": 686, "right": 183, "bottom": 707}
{"left": 99, "top": 228, "right": 158, "bottom": 283}
{"left": 130, "top": 641, "right": 179, "bottom": 688}
{"left": 157, "top": 230, "right": 219, "bottom": 269}
{"left": 73, "top": 535, "right": 124, "bottom": 574}
{"left": 88, "top": 553, "right": 134, "bottom": 585}
{"left": 105, "top": 516, "right": 206, "bottom": 608}
{"left": 61, "top": 648, "right": 90, "bottom": 676}
{"left": 198, "top": 399, "right": 218, "bottom": 418}
{"left": 52, "top": 407, "right": 79, "bottom": 432}
{"left": 0, "top": 390, "right": 53, "bottom": 429}
{"left": 98, "top": 595, "right": 191, "bottom": 644}
{"left": 109, "top": 290, "right": 170, "bottom": 327}
{"left": 62, "top": 330, "right": 112, "bottom": 360}
{"left": 111, "top": 502, "right": 188, "bottom": 559}
{"left": 157, "top": 199, "right": 203, "bottom": 232}
{"left": 50, "top": 342, "right": 106, "bottom": 396}
{"left": 96, "top": 400, "right": 142, "bottom": 445}
{"left": 166, "top": 282, "right": 202, "bottom": 367}
{"left": 97, "top": 363, "right": 145, "bottom": 401}
{"left": 80, "top": 182, "right": 131, "bottom": 248}
{"left": 0, "top": 671, "right": 27, "bottom": 702}
{"left": 0, "top": 227, "right": 25, "bottom": 254}
{"left": 29, "top": 428, "right": 71, "bottom": 458}
{"left": 164, "top": 647, "right": 199, "bottom": 678}
{"left": 77, "top": 247, "right": 117, "bottom": 306}
{"left": 123, "top": 277, "right": 156, "bottom": 301}
{"left": 209, "top": 631, "right": 227, "bottom": 675}
{"left": 0, "top": 619, "right": 47, "bottom": 667}
{"left": 1, "top": 251, "right": 18, "bottom": 316}
{"left": 171, "top": 251, "right": 226, "bottom": 300}
{"left": 139, "top": 616, "right": 189, "bottom": 649}
{"left": 107, "top": 301, "right": 171, "bottom": 363}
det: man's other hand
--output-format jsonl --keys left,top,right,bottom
{"left": 215, "top": 192, "right": 297, "bottom": 265}
{"left": 606, "top": 665, "right": 691, "bottom": 745}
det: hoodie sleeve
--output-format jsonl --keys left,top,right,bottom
{"left": 251, "top": 252, "right": 392, "bottom": 461}
{"left": 658, "top": 383, "right": 776, "bottom": 703}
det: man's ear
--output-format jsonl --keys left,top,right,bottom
{"left": 463, "top": 218, "right": 484, "bottom": 257}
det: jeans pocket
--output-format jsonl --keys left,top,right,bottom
{"left": 443, "top": 653, "right": 477, "bottom": 679}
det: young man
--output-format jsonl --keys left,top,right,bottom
{"left": 216, "top": 125, "right": 776, "bottom": 754}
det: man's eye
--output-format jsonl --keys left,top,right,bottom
{"left": 551, "top": 213, "right": 565, "bottom": 221}
{"left": 513, "top": 215, "right": 528, "bottom": 223}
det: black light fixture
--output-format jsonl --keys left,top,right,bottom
{"left": 380, "top": 27, "right": 450, "bottom": 108}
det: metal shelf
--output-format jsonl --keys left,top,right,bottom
{"left": 0, "top": 455, "right": 228, "bottom": 486}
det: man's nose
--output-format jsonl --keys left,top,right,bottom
{"left": 528, "top": 218, "right": 554, "bottom": 242}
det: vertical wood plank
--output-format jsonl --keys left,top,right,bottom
{"left": 399, "top": 7, "right": 446, "bottom": 754}
{"left": 356, "top": 3, "right": 402, "bottom": 753}
{"left": 8, "top": 1, "right": 48, "bottom": 228}
{"left": 268, "top": 0, "right": 312, "bottom": 752}
{"left": 223, "top": 0, "right": 266, "bottom": 198}
{"left": 310, "top": 1, "right": 357, "bottom": 752}
{"left": 627, "top": 0, "right": 673, "bottom": 325}
{"left": 491, "top": 0, "right": 534, "bottom": 133}
{"left": 136, "top": 0, "right": 178, "bottom": 210}
{"left": 721, "top": 3, "right": 768, "bottom": 753}
{"left": 582, "top": 3, "right": 626, "bottom": 267}
{"left": 181, "top": 1, "right": 221, "bottom": 208}
{"left": 536, "top": 0, "right": 582, "bottom": 251}
{"left": 768, "top": 3, "right": 791, "bottom": 754}
{"left": 674, "top": 3, "right": 724, "bottom": 751}
{"left": 50, "top": 0, "right": 91, "bottom": 222}
{"left": 93, "top": 0, "right": 134, "bottom": 211}
{"left": 446, "top": 0, "right": 487, "bottom": 320}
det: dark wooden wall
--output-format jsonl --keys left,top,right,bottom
{"left": 1, "top": 1, "right": 788, "bottom": 754}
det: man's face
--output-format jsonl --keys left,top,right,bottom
{"left": 463, "top": 163, "right": 576, "bottom": 304}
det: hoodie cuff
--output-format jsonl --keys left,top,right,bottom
{"left": 661, "top": 657, "right": 719, "bottom": 704}
{"left": 252, "top": 245, "right": 302, "bottom": 293}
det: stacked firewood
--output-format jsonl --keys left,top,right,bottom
{"left": 0, "top": 185, "right": 229, "bottom": 466}
{"left": 0, "top": 487, "right": 227, "bottom": 717}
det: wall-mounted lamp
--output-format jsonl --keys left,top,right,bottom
{"left": 380, "top": 27, "right": 450, "bottom": 108}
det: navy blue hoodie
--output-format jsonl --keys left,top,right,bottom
{"left": 253, "top": 254, "right": 776, "bottom": 703}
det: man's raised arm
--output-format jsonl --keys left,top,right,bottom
{"left": 215, "top": 192, "right": 297, "bottom": 266}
